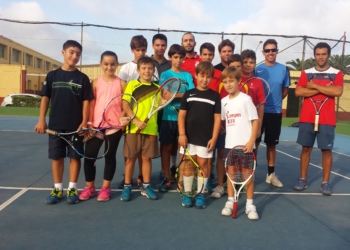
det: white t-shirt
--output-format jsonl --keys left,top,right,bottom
{"left": 118, "top": 61, "right": 159, "bottom": 83}
{"left": 221, "top": 92, "right": 258, "bottom": 149}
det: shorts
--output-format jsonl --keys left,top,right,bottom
{"left": 123, "top": 133, "right": 159, "bottom": 158}
{"left": 48, "top": 132, "right": 83, "bottom": 160}
{"left": 257, "top": 113, "right": 282, "bottom": 145}
{"left": 296, "top": 123, "right": 335, "bottom": 150}
{"left": 159, "top": 120, "right": 178, "bottom": 145}
{"left": 179, "top": 143, "right": 213, "bottom": 158}
{"left": 215, "top": 132, "right": 226, "bottom": 149}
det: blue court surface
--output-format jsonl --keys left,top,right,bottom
{"left": 0, "top": 116, "right": 350, "bottom": 250}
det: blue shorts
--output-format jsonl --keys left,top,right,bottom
{"left": 296, "top": 123, "right": 335, "bottom": 150}
{"left": 48, "top": 132, "right": 83, "bottom": 160}
{"left": 215, "top": 132, "right": 226, "bottom": 149}
{"left": 159, "top": 120, "right": 178, "bottom": 145}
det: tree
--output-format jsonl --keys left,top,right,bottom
{"left": 286, "top": 58, "right": 315, "bottom": 71}
{"left": 329, "top": 55, "right": 350, "bottom": 75}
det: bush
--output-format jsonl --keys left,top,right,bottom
{"left": 12, "top": 96, "right": 41, "bottom": 108}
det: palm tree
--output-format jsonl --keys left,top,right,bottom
{"left": 286, "top": 58, "right": 315, "bottom": 71}
{"left": 329, "top": 55, "right": 350, "bottom": 75}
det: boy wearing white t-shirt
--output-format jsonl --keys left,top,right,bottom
{"left": 220, "top": 66, "right": 259, "bottom": 220}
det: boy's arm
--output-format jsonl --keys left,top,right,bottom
{"left": 34, "top": 96, "right": 50, "bottom": 134}
{"left": 178, "top": 109, "right": 187, "bottom": 149}
{"left": 256, "top": 105, "right": 264, "bottom": 138}
{"left": 207, "top": 113, "right": 221, "bottom": 152}
{"left": 244, "top": 119, "right": 259, "bottom": 153}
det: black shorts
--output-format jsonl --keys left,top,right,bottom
{"left": 48, "top": 132, "right": 83, "bottom": 160}
{"left": 257, "top": 113, "right": 282, "bottom": 145}
{"left": 159, "top": 120, "right": 178, "bottom": 145}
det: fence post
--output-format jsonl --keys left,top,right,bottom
{"left": 337, "top": 32, "right": 346, "bottom": 122}
{"left": 240, "top": 34, "right": 244, "bottom": 53}
{"left": 221, "top": 32, "right": 224, "bottom": 41}
{"left": 80, "top": 22, "right": 83, "bottom": 69}
{"left": 298, "top": 36, "right": 307, "bottom": 116}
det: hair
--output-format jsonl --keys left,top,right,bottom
{"left": 152, "top": 34, "right": 167, "bottom": 45}
{"left": 240, "top": 49, "right": 256, "bottom": 61}
{"left": 221, "top": 66, "right": 241, "bottom": 81}
{"left": 137, "top": 56, "right": 155, "bottom": 69}
{"left": 130, "top": 35, "right": 148, "bottom": 50}
{"left": 227, "top": 54, "right": 242, "bottom": 65}
{"left": 63, "top": 40, "right": 82, "bottom": 51}
{"left": 182, "top": 32, "right": 195, "bottom": 42}
{"left": 195, "top": 61, "right": 214, "bottom": 77}
{"left": 168, "top": 44, "right": 186, "bottom": 57}
{"left": 100, "top": 51, "right": 118, "bottom": 62}
{"left": 200, "top": 42, "right": 215, "bottom": 54}
{"left": 218, "top": 39, "right": 235, "bottom": 53}
{"left": 314, "top": 42, "right": 331, "bottom": 55}
{"left": 263, "top": 39, "right": 278, "bottom": 49}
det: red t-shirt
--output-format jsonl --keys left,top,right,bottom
{"left": 297, "top": 67, "right": 343, "bottom": 126}
{"left": 240, "top": 76, "right": 266, "bottom": 107}
{"left": 181, "top": 53, "right": 202, "bottom": 80}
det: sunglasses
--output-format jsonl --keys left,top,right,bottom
{"left": 264, "top": 48, "right": 278, "bottom": 53}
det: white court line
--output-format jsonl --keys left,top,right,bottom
{"left": 0, "top": 188, "right": 29, "bottom": 211}
{"left": 260, "top": 144, "right": 350, "bottom": 181}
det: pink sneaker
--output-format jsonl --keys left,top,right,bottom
{"left": 97, "top": 187, "right": 111, "bottom": 202}
{"left": 79, "top": 186, "right": 96, "bottom": 201}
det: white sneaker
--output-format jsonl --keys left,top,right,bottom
{"left": 245, "top": 205, "right": 259, "bottom": 220}
{"left": 266, "top": 173, "right": 283, "bottom": 187}
{"left": 211, "top": 186, "right": 224, "bottom": 199}
{"left": 221, "top": 200, "right": 233, "bottom": 216}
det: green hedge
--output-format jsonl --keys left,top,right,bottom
{"left": 12, "top": 96, "right": 41, "bottom": 108}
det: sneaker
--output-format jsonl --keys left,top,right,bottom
{"left": 46, "top": 187, "right": 63, "bottom": 204}
{"left": 79, "top": 186, "right": 96, "bottom": 201}
{"left": 141, "top": 186, "right": 158, "bottom": 200}
{"left": 245, "top": 205, "right": 259, "bottom": 220}
{"left": 221, "top": 200, "right": 233, "bottom": 216}
{"left": 120, "top": 186, "right": 132, "bottom": 201}
{"left": 159, "top": 170, "right": 165, "bottom": 181}
{"left": 211, "top": 186, "right": 224, "bottom": 199}
{"left": 205, "top": 180, "right": 214, "bottom": 193}
{"left": 66, "top": 188, "right": 79, "bottom": 204}
{"left": 320, "top": 182, "right": 332, "bottom": 196}
{"left": 195, "top": 194, "right": 206, "bottom": 209}
{"left": 159, "top": 178, "right": 171, "bottom": 193}
{"left": 97, "top": 187, "right": 111, "bottom": 202}
{"left": 294, "top": 178, "right": 308, "bottom": 191}
{"left": 266, "top": 173, "right": 283, "bottom": 187}
{"left": 181, "top": 194, "right": 193, "bottom": 208}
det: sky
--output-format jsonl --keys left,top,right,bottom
{"left": 0, "top": 0, "right": 349, "bottom": 65}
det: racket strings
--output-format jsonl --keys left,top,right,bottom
{"left": 154, "top": 79, "right": 180, "bottom": 108}
{"left": 227, "top": 150, "right": 254, "bottom": 182}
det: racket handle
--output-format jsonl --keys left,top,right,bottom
{"left": 314, "top": 115, "right": 319, "bottom": 132}
{"left": 46, "top": 129, "right": 57, "bottom": 135}
{"left": 232, "top": 201, "right": 238, "bottom": 219}
{"left": 136, "top": 118, "right": 149, "bottom": 134}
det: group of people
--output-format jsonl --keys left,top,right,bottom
{"left": 34, "top": 32, "right": 344, "bottom": 220}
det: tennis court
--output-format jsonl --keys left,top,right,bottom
{"left": 0, "top": 116, "right": 349, "bottom": 249}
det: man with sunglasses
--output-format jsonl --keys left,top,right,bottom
{"left": 255, "top": 39, "right": 290, "bottom": 188}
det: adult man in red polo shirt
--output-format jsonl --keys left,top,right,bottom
{"left": 181, "top": 32, "right": 202, "bottom": 79}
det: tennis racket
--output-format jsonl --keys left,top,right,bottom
{"left": 170, "top": 78, "right": 190, "bottom": 115}
{"left": 175, "top": 148, "right": 205, "bottom": 198}
{"left": 225, "top": 146, "right": 256, "bottom": 218}
{"left": 306, "top": 73, "right": 333, "bottom": 132}
{"left": 239, "top": 77, "right": 270, "bottom": 108}
{"left": 136, "top": 78, "right": 180, "bottom": 133}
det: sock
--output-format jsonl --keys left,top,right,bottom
{"left": 228, "top": 197, "right": 234, "bottom": 202}
{"left": 198, "top": 177, "right": 208, "bottom": 194}
{"left": 183, "top": 176, "right": 194, "bottom": 192}
{"left": 268, "top": 166, "right": 275, "bottom": 175}
{"left": 246, "top": 199, "right": 253, "bottom": 207}
{"left": 171, "top": 155, "right": 176, "bottom": 166}
{"left": 68, "top": 182, "right": 77, "bottom": 189}
{"left": 54, "top": 183, "right": 63, "bottom": 190}
{"left": 124, "top": 183, "right": 132, "bottom": 188}
{"left": 143, "top": 182, "right": 150, "bottom": 189}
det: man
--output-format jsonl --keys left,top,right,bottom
{"left": 255, "top": 39, "right": 290, "bottom": 188}
{"left": 294, "top": 42, "right": 343, "bottom": 196}
{"left": 214, "top": 39, "right": 235, "bottom": 71}
{"left": 151, "top": 34, "right": 171, "bottom": 76}
{"left": 181, "top": 32, "right": 201, "bottom": 79}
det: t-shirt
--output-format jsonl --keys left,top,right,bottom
{"left": 297, "top": 67, "right": 343, "bottom": 126}
{"left": 180, "top": 88, "right": 221, "bottom": 147}
{"left": 181, "top": 53, "right": 201, "bottom": 80}
{"left": 214, "top": 63, "right": 226, "bottom": 72}
{"left": 240, "top": 76, "right": 266, "bottom": 107}
{"left": 123, "top": 79, "right": 159, "bottom": 135}
{"left": 159, "top": 69, "right": 195, "bottom": 121}
{"left": 41, "top": 68, "right": 94, "bottom": 131}
{"left": 221, "top": 92, "right": 258, "bottom": 148}
{"left": 151, "top": 55, "right": 171, "bottom": 76}
{"left": 255, "top": 62, "right": 290, "bottom": 113}
{"left": 118, "top": 61, "right": 159, "bottom": 83}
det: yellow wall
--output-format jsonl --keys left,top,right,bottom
{"left": 0, "top": 65, "right": 24, "bottom": 97}
{"left": 79, "top": 64, "right": 123, "bottom": 80}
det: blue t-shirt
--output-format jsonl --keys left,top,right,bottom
{"left": 255, "top": 62, "right": 290, "bottom": 113}
{"left": 159, "top": 69, "right": 195, "bottom": 121}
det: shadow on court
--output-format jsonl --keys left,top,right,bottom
{"left": 0, "top": 116, "right": 350, "bottom": 250}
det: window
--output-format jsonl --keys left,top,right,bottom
{"left": 27, "top": 80, "right": 32, "bottom": 89}
{"left": 36, "top": 58, "right": 42, "bottom": 69}
{"left": 0, "top": 44, "right": 5, "bottom": 58}
{"left": 12, "top": 49, "right": 21, "bottom": 62}
{"left": 45, "top": 61, "right": 51, "bottom": 71}
{"left": 26, "top": 54, "right": 33, "bottom": 66}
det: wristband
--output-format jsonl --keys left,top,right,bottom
{"left": 87, "top": 122, "right": 92, "bottom": 125}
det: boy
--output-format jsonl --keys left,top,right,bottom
{"left": 178, "top": 61, "right": 221, "bottom": 208}
{"left": 34, "top": 40, "right": 94, "bottom": 204}
{"left": 158, "top": 44, "right": 195, "bottom": 192}
{"left": 120, "top": 57, "right": 160, "bottom": 201}
{"left": 117, "top": 35, "right": 159, "bottom": 188}
{"left": 220, "top": 66, "right": 259, "bottom": 220}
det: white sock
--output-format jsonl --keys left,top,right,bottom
{"left": 183, "top": 176, "right": 194, "bottom": 192}
{"left": 246, "top": 199, "right": 253, "bottom": 207}
{"left": 143, "top": 183, "right": 150, "bottom": 189}
{"left": 198, "top": 177, "right": 208, "bottom": 194}
{"left": 68, "top": 182, "right": 77, "bottom": 189}
{"left": 54, "top": 183, "right": 63, "bottom": 190}
{"left": 228, "top": 197, "right": 234, "bottom": 202}
{"left": 171, "top": 155, "right": 176, "bottom": 166}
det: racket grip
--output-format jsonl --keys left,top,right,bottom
{"left": 46, "top": 129, "right": 57, "bottom": 135}
{"left": 232, "top": 201, "right": 238, "bottom": 219}
{"left": 314, "top": 115, "right": 319, "bottom": 132}
{"left": 136, "top": 118, "right": 149, "bottom": 134}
